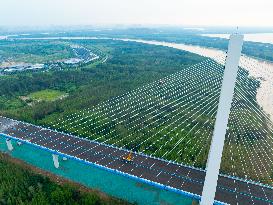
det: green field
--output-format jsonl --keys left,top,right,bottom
{"left": 28, "top": 89, "right": 67, "bottom": 102}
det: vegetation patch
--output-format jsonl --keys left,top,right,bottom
{"left": 27, "top": 89, "right": 68, "bottom": 102}
{"left": 0, "top": 41, "right": 74, "bottom": 64}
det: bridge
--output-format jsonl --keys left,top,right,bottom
{"left": 1, "top": 116, "right": 273, "bottom": 205}
{"left": 0, "top": 35, "right": 273, "bottom": 205}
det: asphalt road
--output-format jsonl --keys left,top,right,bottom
{"left": 0, "top": 116, "right": 272, "bottom": 205}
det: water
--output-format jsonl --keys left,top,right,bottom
{"left": 201, "top": 33, "right": 273, "bottom": 45}
{"left": 0, "top": 137, "right": 195, "bottom": 205}
{"left": 3, "top": 35, "right": 273, "bottom": 122}
{"left": 116, "top": 38, "right": 273, "bottom": 123}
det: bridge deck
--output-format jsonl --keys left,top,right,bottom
{"left": 0, "top": 116, "right": 272, "bottom": 205}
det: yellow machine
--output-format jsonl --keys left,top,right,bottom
{"left": 159, "top": 79, "right": 164, "bottom": 85}
{"left": 122, "top": 151, "right": 133, "bottom": 163}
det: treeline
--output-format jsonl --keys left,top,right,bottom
{"left": 8, "top": 28, "right": 273, "bottom": 61}
{"left": 85, "top": 29, "right": 273, "bottom": 62}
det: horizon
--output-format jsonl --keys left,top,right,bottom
{"left": 1, "top": 24, "right": 273, "bottom": 35}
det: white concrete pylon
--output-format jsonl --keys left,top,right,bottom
{"left": 6, "top": 139, "right": 13, "bottom": 151}
{"left": 200, "top": 34, "right": 244, "bottom": 205}
{"left": 52, "top": 154, "right": 60, "bottom": 168}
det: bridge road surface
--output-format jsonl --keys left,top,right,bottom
{"left": 0, "top": 116, "right": 272, "bottom": 205}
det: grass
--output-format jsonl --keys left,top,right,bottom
{"left": 28, "top": 89, "right": 67, "bottom": 102}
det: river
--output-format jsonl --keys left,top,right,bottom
{"left": 8, "top": 36, "right": 273, "bottom": 123}
{"left": 201, "top": 33, "right": 273, "bottom": 45}
{"left": 115, "top": 38, "right": 273, "bottom": 124}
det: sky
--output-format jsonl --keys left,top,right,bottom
{"left": 0, "top": 0, "right": 273, "bottom": 27}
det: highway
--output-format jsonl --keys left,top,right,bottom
{"left": 0, "top": 116, "right": 272, "bottom": 205}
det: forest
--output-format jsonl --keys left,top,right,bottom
{"left": 9, "top": 28, "right": 273, "bottom": 62}
{"left": 0, "top": 35, "right": 272, "bottom": 205}
{"left": 0, "top": 39, "right": 205, "bottom": 121}
{"left": 0, "top": 38, "right": 206, "bottom": 204}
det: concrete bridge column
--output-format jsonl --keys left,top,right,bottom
{"left": 200, "top": 34, "right": 244, "bottom": 205}
{"left": 52, "top": 154, "right": 60, "bottom": 168}
{"left": 6, "top": 139, "right": 13, "bottom": 151}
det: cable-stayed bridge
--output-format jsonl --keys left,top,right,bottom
{"left": 0, "top": 35, "right": 273, "bottom": 205}
{"left": 0, "top": 115, "right": 272, "bottom": 205}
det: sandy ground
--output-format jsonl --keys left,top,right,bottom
{"left": 240, "top": 56, "right": 273, "bottom": 123}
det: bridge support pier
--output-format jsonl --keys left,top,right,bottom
{"left": 6, "top": 139, "right": 13, "bottom": 151}
{"left": 200, "top": 34, "right": 244, "bottom": 205}
{"left": 52, "top": 154, "right": 60, "bottom": 168}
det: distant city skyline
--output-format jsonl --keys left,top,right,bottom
{"left": 0, "top": 0, "right": 273, "bottom": 27}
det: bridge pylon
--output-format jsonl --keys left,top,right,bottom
{"left": 6, "top": 138, "right": 13, "bottom": 151}
{"left": 200, "top": 34, "right": 244, "bottom": 205}
{"left": 52, "top": 154, "right": 60, "bottom": 168}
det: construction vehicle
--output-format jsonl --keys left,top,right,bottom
{"left": 159, "top": 79, "right": 164, "bottom": 85}
{"left": 122, "top": 151, "right": 133, "bottom": 163}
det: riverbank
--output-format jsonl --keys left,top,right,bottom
{"left": 117, "top": 38, "right": 273, "bottom": 123}
{"left": 6, "top": 35, "right": 272, "bottom": 122}
{"left": 4, "top": 35, "right": 273, "bottom": 122}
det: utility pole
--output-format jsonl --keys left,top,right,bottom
{"left": 200, "top": 34, "right": 244, "bottom": 205}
